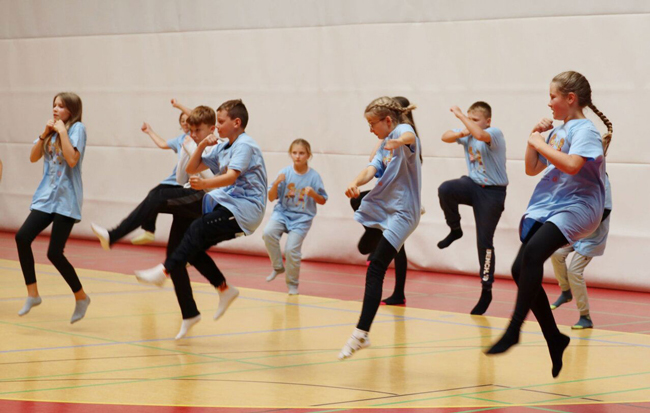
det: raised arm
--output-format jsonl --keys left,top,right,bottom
{"left": 141, "top": 122, "right": 170, "bottom": 149}
{"left": 31, "top": 120, "right": 54, "bottom": 162}
{"left": 186, "top": 135, "right": 215, "bottom": 174}
{"left": 450, "top": 105, "right": 491, "bottom": 143}
{"left": 383, "top": 131, "right": 416, "bottom": 150}
{"left": 345, "top": 165, "right": 378, "bottom": 198}
{"left": 53, "top": 120, "right": 81, "bottom": 168}
{"left": 528, "top": 132, "right": 586, "bottom": 175}
{"left": 171, "top": 99, "right": 192, "bottom": 117}
{"left": 525, "top": 118, "right": 554, "bottom": 176}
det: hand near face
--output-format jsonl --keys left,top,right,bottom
{"left": 450, "top": 105, "right": 464, "bottom": 118}
{"left": 53, "top": 119, "right": 66, "bottom": 134}
{"left": 532, "top": 118, "right": 554, "bottom": 133}
{"left": 44, "top": 119, "right": 55, "bottom": 135}
{"left": 202, "top": 134, "right": 219, "bottom": 147}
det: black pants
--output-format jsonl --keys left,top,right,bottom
{"left": 509, "top": 221, "right": 568, "bottom": 340}
{"left": 164, "top": 205, "right": 243, "bottom": 319}
{"left": 15, "top": 210, "right": 82, "bottom": 292}
{"left": 357, "top": 236, "right": 398, "bottom": 331}
{"left": 108, "top": 183, "right": 181, "bottom": 244}
{"left": 351, "top": 191, "right": 407, "bottom": 299}
{"left": 438, "top": 176, "right": 506, "bottom": 288}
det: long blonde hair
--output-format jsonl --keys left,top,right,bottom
{"left": 552, "top": 71, "right": 613, "bottom": 155}
{"left": 43, "top": 92, "right": 83, "bottom": 154}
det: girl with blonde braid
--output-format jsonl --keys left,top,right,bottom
{"left": 486, "top": 71, "right": 612, "bottom": 378}
{"left": 339, "top": 97, "right": 422, "bottom": 360}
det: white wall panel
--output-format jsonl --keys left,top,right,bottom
{"left": 1, "top": 1, "right": 648, "bottom": 291}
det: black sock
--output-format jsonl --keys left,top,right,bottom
{"left": 437, "top": 228, "right": 463, "bottom": 249}
{"left": 471, "top": 289, "right": 492, "bottom": 315}
{"left": 486, "top": 322, "right": 520, "bottom": 355}
{"left": 549, "top": 333, "right": 571, "bottom": 378}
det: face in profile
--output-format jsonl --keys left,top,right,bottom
{"left": 366, "top": 115, "right": 391, "bottom": 140}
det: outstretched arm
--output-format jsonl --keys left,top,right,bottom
{"left": 141, "top": 122, "right": 170, "bottom": 149}
{"left": 171, "top": 98, "right": 192, "bottom": 117}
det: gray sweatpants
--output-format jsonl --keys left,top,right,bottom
{"left": 262, "top": 219, "right": 306, "bottom": 288}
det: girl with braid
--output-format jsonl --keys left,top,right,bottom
{"left": 349, "top": 96, "right": 421, "bottom": 306}
{"left": 486, "top": 71, "right": 613, "bottom": 378}
{"left": 339, "top": 97, "right": 422, "bottom": 360}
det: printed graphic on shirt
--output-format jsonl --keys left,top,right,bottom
{"left": 382, "top": 149, "right": 393, "bottom": 168}
{"left": 468, "top": 146, "right": 486, "bottom": 178}
{"left": 284, "top": 183, "right": 309, "bottom": 210}
{"left": 548, "top": 133, "right": 566, "bottom": 151}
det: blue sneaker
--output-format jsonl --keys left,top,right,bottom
{"left": 550, "top": 290, "right": 573, "bottom": 310}
{"left": 572, "top": 315, "right": 593, "bottom": 329}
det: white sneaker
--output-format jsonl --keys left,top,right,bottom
{"left": 214, "top": 285, "right": 239, "bottom": 321}
{"left": 338, "top": 328, "right": 371, "bottom": 360}
{"left": 91, "top": 223, "right": 111, "bottom": 251}
{"left": 288, "top": 285, "right": 299, "bottom": 295}
{"left": 266, "top": 268, "right": 285, "bottom": 282}
{"left": 135, "top": 264, "right": 167, "bottom": 287}
{"left": 132, "top": 231, "right": 155, "bottom": 245}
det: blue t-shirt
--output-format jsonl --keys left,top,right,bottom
{"left": 269, "top": 166, "right": 328, "bottom": 237}
{"left": 355, "top": 124, "right": 422, "bottom": 251}
{"left": 574, "top": 174, "right": 612, "bottom": 257}
{"left": 202, "top": 133, "right": 268, "bottom": 235}
{"left": 520, "top": 119, "right": 606, "bottom": 244}
{"left": 455, "top": 127, "right": 508, "bottom": 186}
{"left": 30, "top": 122, "right": 87, "bottom": 222}
{"left": 159, "top": 134, "right": 186, "bottom": 186}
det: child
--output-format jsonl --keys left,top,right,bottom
{"left": 486, "top": 71, "right": 613, "bottom": 378}
{"left": 339, "top": 96, "right": 421, "bottom": 360}
{"left": 349, "top": 96, "right": 417, "bottom": 306}
{"left": 264, "top": 139, "right": 327, "bottom": 295}
{"left": 15, "top": 92, "right": 90, "bottom": 323}
{"left": 134, "top": 99, "right": 268, "bottom": 340}
{"left": 438, "top": 102, "right": 508, "bottom": 315}
{"left": 90, "top": 100, "right": 191, "bottom": 248}
{"left": 550, "top": 174, "right": 612, "bottom": 329}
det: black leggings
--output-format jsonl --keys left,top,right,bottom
{"left": 509, "top": 221, "right": 568, "bottom": 339}
{"left": 15, "top": 210, "right": 82, "bottom": 292}
{"left": 357, "top": 236, "right": 398, "bottom": 332}
{"left": 351, "top": 192, "right": 407, "bottom": 299}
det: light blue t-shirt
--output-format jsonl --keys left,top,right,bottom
{"left": 159, "top": 134, "right": 186, "bottom": 186}
{"left": 30, "top": 122, "right": 87, "bottom": 222}
{"left": 455, "top": 127, "right": 508, "bottom": 186}
{"left": 574, "top": 174, "right": 612, "bottom": 257}
{"left": 270, "top": 166, "right": 328, "bottom": 237}
{"left": 355, "top": 124, "right": 422, "bottom": 251}
{"left": 202, "top": 133, "right": 268, "bottom": 235}
{"left": 520, "top": 119, "right": 606, "bottom": 244}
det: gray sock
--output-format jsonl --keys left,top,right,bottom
{"left": 18, "top": 296, "right": 42, "bottom": 316}
{"left": 71, "top": 296, "right": 91, "bottom": 324}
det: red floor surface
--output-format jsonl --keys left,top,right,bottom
{"left": 1, "top": 231, "right": 649, "bottom": 412}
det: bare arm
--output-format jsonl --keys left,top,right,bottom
{"left": 186, "top": 136, "right": 215, "bottom": 174}
{"left": 268, "top": 173, "right": 285, "bottom": 202}
{"left": 368, "top": 140, "right": 382, "bottom": 161}
{"left": 441, "top": 129, "right": 468, "bottom": 143}
{"left": 345, "top": 165, "right": 378, "bottom": 198}
{"left": 171, "top": 99, "right": 192, "bottom": 117}
{"left": 141, "top": 122, "right": 170, "bottom": 149}
{"left": 383, "top": 132, "right": 416, "bottom": 150}
{"left": 450, "top": 106, "right": 491, "bottom": 143}
{"left": 528, "top": 133, "right": 586, "bottom": 175}
{"left": 525, "top": 117, "right": 555, "bottom": 176}
{"left": 31, "top": 120, "right": 55, "bottom": 163}
{"left": 189, "top": 168, "right": 240, "bottom": 191}
{"left": 306, "top": 187, "right": 327, "bottom": 205}
{"left": 53, "top": 120, "right": 81, "bottom": 168}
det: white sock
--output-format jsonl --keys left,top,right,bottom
{"left": 214, "top": 285, "right": 240, "bottom": 321}
{"left": 338, "top": 328, "right": 370, "bottom": 360}
{"left": 266, "top": 268, "right": 285, "bottom": 282}
{"left": 175, "top": 314, "right": 201, "bottom": 340}
{"left": 18, "top": 296, "right": 42, "bottom": 316}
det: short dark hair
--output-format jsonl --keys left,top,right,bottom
{"left": 187, "top": 106, "right": 216, "bottom": 126}
{"left": 468, "top": 101, "right": 491, "bottom": 118}
{"left": 217, "top": 99, "right": 248, "bottom": 129}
